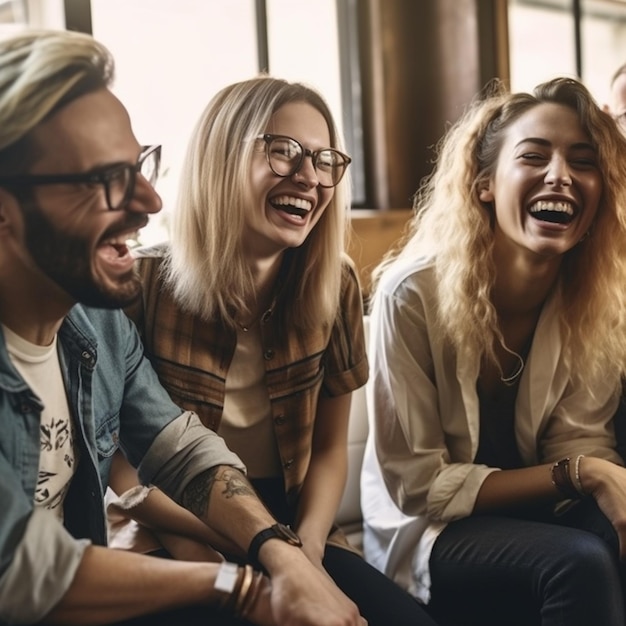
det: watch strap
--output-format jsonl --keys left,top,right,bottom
{"left": 248, "top": 523, "right": 302, "bottom": 569}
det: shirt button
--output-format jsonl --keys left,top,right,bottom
{"left": 263, "top": 349, "right": 275, "bottom": 361}
{"left": 274, "top": 415, "right": 287, "bottom": 426}
{"left": 81, "top": 350, "right": 95, "bottom": 367}
{"left": 283, "top": 459, "right": 294, "bottom": 470}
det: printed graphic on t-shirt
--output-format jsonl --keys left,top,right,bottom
{"left": 1, "top": 323, "right": 77, "bottom": 519}
{"left": 36, "top": 415, "right": 76, "bottom": 511}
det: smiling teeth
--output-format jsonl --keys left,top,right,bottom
{"left": 529, "top": 200, "right": 574, "bottom": 215}
{"left": 102, "top": 231, "right": 139, "bottom": 246}
{"left": 271, "top": 195, "right": 312, "bottom": 211}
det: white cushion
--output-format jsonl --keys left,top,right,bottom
{"left": 335, "top": 316, "right": 369, "bottom": 548}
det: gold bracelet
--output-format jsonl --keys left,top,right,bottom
{"left": 240, "top": 570, "right": 265, "bottom": 619}
{"left": 234, "top": 564, "right": 254, "bottom": 617}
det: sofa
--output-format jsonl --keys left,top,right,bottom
{"left": 335, "top": 316, "right": 369, "bottom": 551}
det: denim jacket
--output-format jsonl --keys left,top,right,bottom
{"left": 0, "top": 305, "right": 243, "bottom": 625}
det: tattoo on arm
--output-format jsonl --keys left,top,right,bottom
{"left": 219, "top": 469, "right": 257, "bottom": 499}
{"left": 182, "top": 467, "right": 218, "bottom": 518}
{"left": 182, "top": 466, "right": 256, "bottom": 518}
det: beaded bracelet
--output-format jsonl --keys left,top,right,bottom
{"left": 573, "top": 454, "right": 587, "bottom": 496}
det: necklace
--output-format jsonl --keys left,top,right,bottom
{"left": 499, "top": 344, "right": 525, "bottom": 386}
{"left": 237, "top": 307, "right": 273, "bottom": 332}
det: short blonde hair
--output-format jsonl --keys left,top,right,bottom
{"left": 166, "top": 76, "right": 350, "bottom": 330}
{"left": 0, "top": 29, "right": 113, "bottom": 171}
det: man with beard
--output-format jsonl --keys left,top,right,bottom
{"left": 0, "top": 29, "right": 366, "bottom": 626}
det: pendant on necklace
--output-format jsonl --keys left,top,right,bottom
{"left": 237, "top": 307, "right": 272, "bottom": 333}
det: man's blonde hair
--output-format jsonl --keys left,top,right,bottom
{"left": 0, "top": 29, "right": 113, "bottom": 171}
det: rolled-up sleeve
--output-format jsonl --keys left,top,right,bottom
{"left": 0, "top": 507, "right": 89, "bottom": 624}
{"left": 138, "top": 411, "right": 246, "bottom": 504}
{"left": 371, "top": 265, "right": 495, "bottom": 522}
{"left": 322, "top": 259, "right": 369, "bottom": 396}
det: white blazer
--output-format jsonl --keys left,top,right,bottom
{"left": 360, "top": 256, "right": 622, "bottom": 604}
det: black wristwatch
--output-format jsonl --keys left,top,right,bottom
{"left": 248, "top": 523, "right": 302, "bottom": 568}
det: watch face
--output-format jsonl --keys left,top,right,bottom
{"left": 275, "top": 523, "right": 302, "bottom": 546}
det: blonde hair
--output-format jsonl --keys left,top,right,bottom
{"left": 0, "top": 29, "right": 113, "bottom": 169}
{"left": 166, "top": 76, "right": 349, "bottom": 330}
{"left": 375, "top": 77, "right": 626, "bottom": 387}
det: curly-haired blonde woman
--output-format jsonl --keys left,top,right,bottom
{"left": 361, "top": 77, "right": 626, "bottom": 626}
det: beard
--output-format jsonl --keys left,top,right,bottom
{"left": 21, "top": 197, "right": 144, "bottom": 309}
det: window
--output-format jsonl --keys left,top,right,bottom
{"left": 0, "top": 0, "right": 361, "bottom": 243}
{"left": 508, "top": 0, "right": 626, "bottom": 106}
{"left": 0, "top": 0, "right": 27, "bottom": 27}
{"left": 508, "top": 0, "right": 577, "bottom": 92}
{"left": 581, "top": 0, "right": 626, "bottom": 105}
{"left": 90, "top": 0, "right": 259, "bottom": 243}
{"left": 0, "top": 0, "right": 65, "bottom": 30}
{"left": 90, "top": 0, "right": 354, "bottom": 244}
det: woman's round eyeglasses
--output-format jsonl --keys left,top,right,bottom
{"left": 257, "top": 134, "right": 351, "bottom": 188}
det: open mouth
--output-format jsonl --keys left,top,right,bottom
{"left": 270, "top": 194, "right": 313, "bottom": 219}
{"left": 98, "top": 237, "right": 131, "bottom": 263}
{"left": 528, "top": 200, "right": 575, "bottom": 225}
{"left": 97, "top": 226, "right": 143, "bottom": 267}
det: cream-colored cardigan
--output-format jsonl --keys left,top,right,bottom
{"left": 361, "top": 257, "right": 622, "bottom": 604}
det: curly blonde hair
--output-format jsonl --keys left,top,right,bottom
{"left": 374, "top": 77, "right": 626, "bottom": 387}
{"left": 166, "top": 76, "right": 349, "bottom": 330}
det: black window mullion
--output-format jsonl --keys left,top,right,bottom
{"left": 63, "top": 0, "right": 92, "bottom": 33}
{"left": 573, "top": 0, "right": 582, "bottom": 77}
{"left": 255, "top": 0, "right": 269, "bottom": 73}
{"left": 336, "top": 0, "right": 365, "bottom": 206}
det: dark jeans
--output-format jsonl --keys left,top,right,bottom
{"left": 323, "top": 543, "right": 438, "bottom": 626}
{"left": 251, "top": 476, "right": 438, "bottom": 626}
{"left": 427, "top": 499, "right": 625, "bottom": 626}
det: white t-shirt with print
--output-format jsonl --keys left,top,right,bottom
{"left": 3, "top": 324, "right": 77, "bottom": 520}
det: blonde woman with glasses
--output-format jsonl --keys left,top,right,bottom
{"left": 111, "top": 76, "right": 438, "bottom": 626}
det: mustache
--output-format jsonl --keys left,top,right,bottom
{"left": 101, "top": 213, "right": 149, "bottom": 241}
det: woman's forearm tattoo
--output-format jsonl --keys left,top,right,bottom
{"left": 182, "top": 466, "right": 256, "bottom": 518}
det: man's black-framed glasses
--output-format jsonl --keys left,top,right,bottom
{"left": 0, "top": 144, "right": 161, "bottom": 211}
{"left": 257, "top": 134, "right": 351, "bottom": 188}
